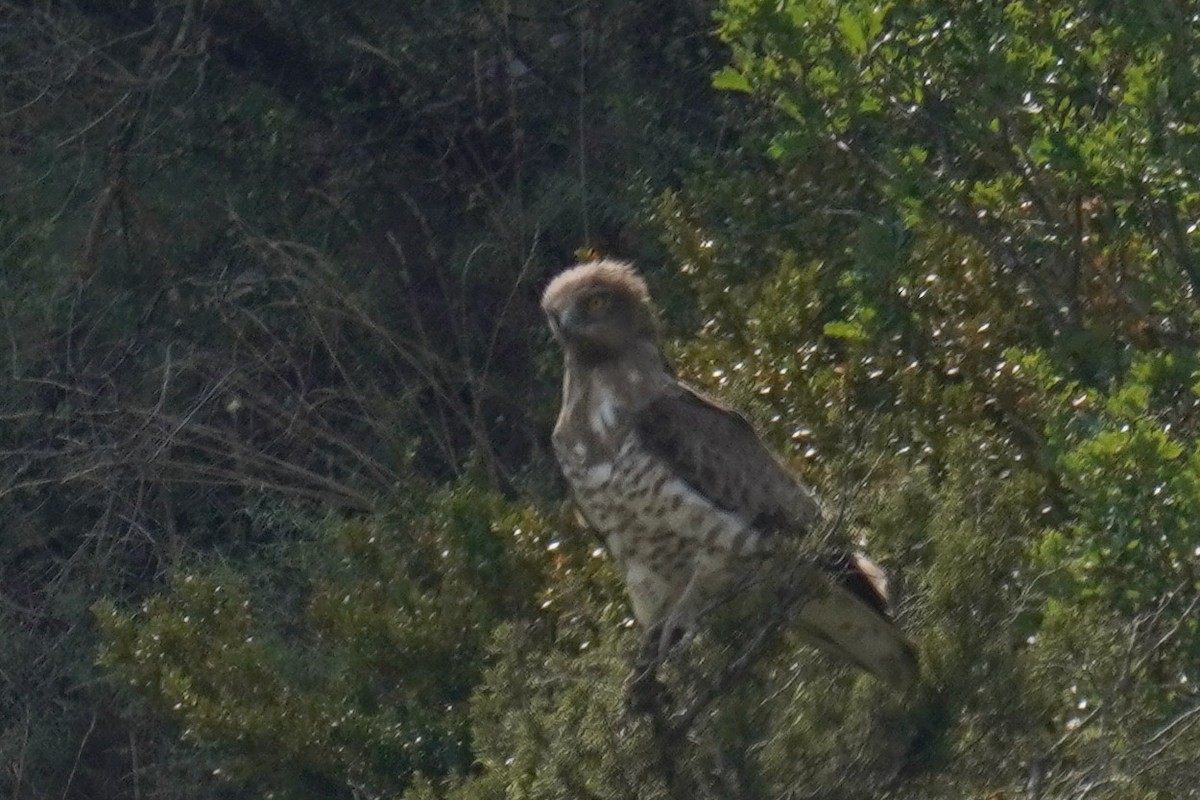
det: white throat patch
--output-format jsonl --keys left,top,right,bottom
{"left": 589, "top": 381, "right": 620, "bottom": 435}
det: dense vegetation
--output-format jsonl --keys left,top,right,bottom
{"left": 2, "top": 1, "right": 1197, "bottom": 798}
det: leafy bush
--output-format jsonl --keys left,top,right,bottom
{"left": 95, "top": 487, "right": 552, "bottom": 798}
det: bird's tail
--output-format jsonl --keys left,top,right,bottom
{"left": 792, "top": 554, "right": 919, "bottom": 690}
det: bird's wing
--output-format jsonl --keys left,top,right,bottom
{"left": 632, "top": 384, "right": 918, "bottom": 687}
{"left": 632, "top": 383, "right": 822, "bottom": 537}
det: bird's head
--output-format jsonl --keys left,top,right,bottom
{"left": 541, "top": 259, "right": 659, "bottom": 363}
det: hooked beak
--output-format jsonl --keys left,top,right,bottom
{"left": 546, "top": 308, "right": 565, "bottom": 341}
{"left": 548, "top": 306, "right": 582, "bottom": 341}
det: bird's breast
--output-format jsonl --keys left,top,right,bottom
{"left": 552, "top": 378, "right": 629, "bottom": 471}
{"left": 561, "top": 434, "right": 764, "bottom": 560}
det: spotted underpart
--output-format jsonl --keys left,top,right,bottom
{"left": 559, "top": 431, "right": 765, "bottom": 629}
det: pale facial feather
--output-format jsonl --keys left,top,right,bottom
{"left": 541, "top": 259, "right": 659, "bottom": 365}
{"left": 541, "top": 259, "right": 650, "bottom": 316}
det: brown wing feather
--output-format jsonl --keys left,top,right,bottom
{"left": 632, "top": 385, "right": 919, "bottom": 686}
{"left": 825, "top": 552, "right": 891, "bottom": 617}
{"left": 633, "top": 384, "right": 822, "bottom": 537}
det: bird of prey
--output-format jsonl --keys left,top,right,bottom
{"left": 541, "top": 258, "right": 917, "bottom": 693}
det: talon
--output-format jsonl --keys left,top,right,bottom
{"left": 656, "top": 620, "right": 686, "bottom": 662}
{"left": 625, "top": 664, "right": 669, "bottom": 715}
{"left": 636, "top": 621, "right": 665, "bottom": 666}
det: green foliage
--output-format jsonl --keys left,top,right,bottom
{"left": 1038, "top": 351, "right": 1200, "bottom": 631}
{"left": 1, "top": 2, "right": 723, "bottom": 797}
{"left": 95, "top": 487, "right": 552, "bottom": 798}
{"left": 643, "top": 0, "right": 1200, "bottom": 796}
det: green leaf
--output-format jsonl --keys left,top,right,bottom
{"left": 712, "top": 67, "right": 752, "bottom": 93}
{"left": 767, "top": 130, "right": 810, "bottom": 160}
{"left": 822, "top": 320, "right": 868, "bottom": 341}
{"left": 838, "top": 9, "right": 868, "bottom": 55}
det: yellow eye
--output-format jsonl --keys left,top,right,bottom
{"left": 584, "top": 293, "right": 611, "bottom": 315}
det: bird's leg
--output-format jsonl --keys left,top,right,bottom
{"left": 655, "top": 613, "right": 690, "bottom": 662}
{"left": 627, "top": 614, "right": 691, "bottom": 714}
{"left": 628, "top": 567, "right": 707, "bottom": 713}
{"left": 656, "top": 566, "right": 706, "bottom": 661}
{"left": 635, "top": 623, "right": 664, "bottom": 676}
{"left": 627, "top": 623, "right": 670, "bottom": 714}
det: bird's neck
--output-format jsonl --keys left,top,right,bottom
{"left": 563, "top": 341, "right": 672, "bottom": 399}
{"left": 557, "top": 342, "right": 673, "bottom": 454}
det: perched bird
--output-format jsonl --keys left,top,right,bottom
{"left": 542, "top": 258, "right": 917, "bottom": 694}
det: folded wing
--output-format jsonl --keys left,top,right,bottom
{"left": 632, "top": 384, "right": 918, "bottom": 688}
